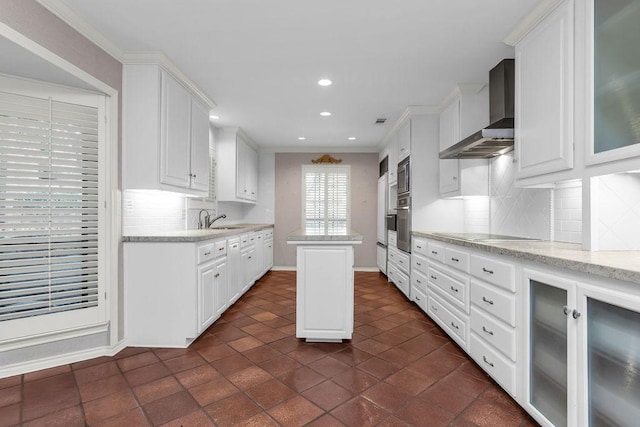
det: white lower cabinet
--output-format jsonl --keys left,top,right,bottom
{"left": 388, "top": 244, "right": 410, "bottom": 298}
{"left": 376, "top": 244, "right": 387, "bottom": 274}
{"left": 523, "top": 267, "right": 640, "bottom": 427}
{"left": 124, "top": 227, "right": 272, "bottom": 348}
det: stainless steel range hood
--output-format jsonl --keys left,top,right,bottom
{"left": 440, "top": 59, "right": 515, "bottom": 159}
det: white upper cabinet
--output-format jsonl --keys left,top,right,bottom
{"left": 398, "top": 120, "right": 411, "bottom": 161}
{"left": 217, "top": 128, "right": 259, "bottom": 203}
{"left": 586, "top": 0, "right": 640, "bottom": 167}
{"left": 123, "top": 63, "right": 212, "bottom": 196}
{"left": 514, "top": 0, "right": 574, "bottom": 180}
{"left": 439, "top": 86, "right": 489, "bottom": 198}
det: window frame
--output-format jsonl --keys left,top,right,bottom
{"left": 301, "top": 164, "right": 351, "bottom": 232}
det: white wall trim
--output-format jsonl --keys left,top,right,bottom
{"left": 503, "top": 0, "right": 565, "bottom": 46}
{"left": 270, "top": 266, "right": 296, "bottom": 271}
{"left": 261, "top": 145, "right": 380, "bottom": 154}
{"left": 0, "top": 322, "right": 109, "bottom": 353}
{"left": 0, "top": 340, "right": 126, "bottom": 379}
{"left": 355, "top": 267, "right": 380, "bottom": 272}
{"left": 36, "top": 0, "right": 125, "bottom": 62}
{"left": 123, "top": 51, "right": 216, "bottom": 110}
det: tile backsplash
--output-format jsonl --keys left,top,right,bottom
{"left": 463, "top": 155, "right": 583, "bottom": 243}
{"left": 592, "top": 172, "right": 640, "bottom": 250}
{"left": 123, "top": 190, "right": 186, "bottom": 234}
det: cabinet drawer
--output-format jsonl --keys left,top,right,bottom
{"left": 263, "top": 229, "right": 273, "bottom": 240}
{"left": 470, "top": 254, "right": 515, "bottom": 292}
{"left": 388, "top": 231, "right": 397, "bottom": 247}
{"left": 388, "top": 264, "right": 409, "bottom": 297}
{"left": 470, "top": 280, "right": 516, "bottom": 327}
{"left": 412, "top": 253, "right": 428, "bottom": 276}
{"left": 411, "top": 270, "right": 428, "bottom": 295}
{"left": 470, "top": 333, "right": 516, "bottom": 397}
{"left": 470, "top": 306, "right": 516, "bottom": 361}
{"left": 394, "top": 249, "right": 410, "bottom": 275}
{"left": 412, "top": 237, "right": 428, "bottom": 257}
{"left": 412, "top": 284, "right": 427, "bottom": 313}
{"left": 214, "top": 240, "right": 227, "bottom": 257}
{"left": 240, "top": 234, "right": 251, "bottom": 247}
{"left": 428, "top": 292, "right": 467, "bottom": 350}
{"left": 427, "top": 242, "right": 445, "bottom": 263}
{"left": 197, "top": 243, "right": 215, "bottom": 264}
{"left": 445, "top": 247, "right": 469, "bottom": 273}
{"left": 427, "top": 265, "right": 469, "bottom": 313}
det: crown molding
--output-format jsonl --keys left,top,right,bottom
{"left": 123, "top": 51, "right": 216, "bottom": 110}
{"left": 260, "top": 145, "right": 379, "bottom": 154}
{"left": 377, "top": 105, "right": 440, "bottom": 149}
{"left": 503, "top": 0, "right": 565, "bottom": 46}
{"left": 36, "top": 0, "right": 124, "bottom": 62}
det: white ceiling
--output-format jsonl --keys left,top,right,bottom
{"left": 44, "top": 0, "right": 537, "bottom": 151}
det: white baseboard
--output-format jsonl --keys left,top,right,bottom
{"left": 0, "top": 339, "right": 127, "bottom": 379}
{"left": 271, "top": 266, "right": 379, "bottom": 272}
{"left": 355, "top": 267, "right": 380, "bottom": 272}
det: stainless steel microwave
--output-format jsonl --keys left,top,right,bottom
{"left": 397, "top": 156, "right": 410, "bottom": 195}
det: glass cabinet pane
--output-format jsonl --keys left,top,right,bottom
{"left": 530, "top": 280, "right": 568, "bottom": 427}
{"left": 588, "top": 299, "right": 640, "bottom": 426}
{"left": 594, "top": 0, "right": 640, "bottom": 154}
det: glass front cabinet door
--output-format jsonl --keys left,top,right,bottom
{"left": 524, "top": 268, "right": 640, "bottom": 427}
{"left": 588, "top": 0, "right": 640, "bottom": 164}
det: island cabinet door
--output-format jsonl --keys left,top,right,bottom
{"left": 296, "top": 245, "right": 354, "bottom": 341}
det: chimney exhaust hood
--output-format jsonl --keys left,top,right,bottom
{"left": 439, "top": 59, "right": 515, "bottom": 159}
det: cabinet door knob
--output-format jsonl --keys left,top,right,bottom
{"left": 572, "top": 309, "right": 581, "bottom": 319}
{"left": 563, "top": 305, "right": 570, "bottom": 316}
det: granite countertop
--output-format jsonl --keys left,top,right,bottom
{"left": 414, "top": 231, "right": 640, "bottom": 285}
{"left": 287, "top": 227, "right": 364, "bottom": 243}
{"left": 123, "top": 224, "right": 274, "bottom": 242}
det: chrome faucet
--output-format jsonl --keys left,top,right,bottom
{"left": 205, "top": 213, "right": 226, "bottom": 228}
{"left": 198, "top": 209, "right": 211, "bottom": 229}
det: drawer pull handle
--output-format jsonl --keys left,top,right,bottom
{"left": 248, "top": 256, "right": 252, "bottom": 259}
{"left": 482, "top": 267, "right": 494, "bottom": 274}
{"left": 214, "top": 273, "right": 220, "bottom": 278}
{"left": 416, "top": 245, "right": 422, "bottom": 249}
{"left": 219, "top": 247, "right": 224, "bottom": 251}
{"left": 482, "top": 356, "right": 494, "bottom": 368}
{"left": 204, "top": 251, "right": 211, "bottom": 256}
{"left": 232, "top": 245, "right": 238, "bottom": 248}
{"left": 416, "top": 279, "right": 422, "bottom": 284}
{"left": 431, "top": 250, "right": 438, "bottom": 255}
{"left": 450, "top": 322, "right": 459, "bottom": 330}
{"left": 416, "top": 262, "right": 422, "bottom": 266}
{"left": 431, "top": 305, "right": 438, "bottom": 312}
{"left": 415, "top": 296, "right": 421, "bottom": 301}
{"left": 450, "top": 286, "right": 459, "bottom": 293}
{"left": 482, "top": 326, "right": 494, "bottom": 336}
{"left": 451, "top": 257, "right": 459, "bottom": 262}
{"left": 430, "top": 275, "right": 437, "bottom": 280}
{"left": 482, "top": 296, "right": 494, "bottom": 305}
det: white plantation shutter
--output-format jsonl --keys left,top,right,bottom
{"left": 0, "top": 85, "right": 101, "bottom": 325}
{"left": 302, "top": 165, "right": 350, "bottom": 233}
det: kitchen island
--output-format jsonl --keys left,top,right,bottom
{"left": 287, "top": 228, "right": 363, "bottom": 342}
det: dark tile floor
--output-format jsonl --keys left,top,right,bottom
{"left": 0, "top": 271, "right": 539, "bottom": 426}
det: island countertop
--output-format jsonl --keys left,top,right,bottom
{"left": 287, "top": 228, "right": 363, "bottom": 243}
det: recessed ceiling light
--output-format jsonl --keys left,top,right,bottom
{"left": 320, "top": 112, "right": 332, "bottom": 117}
{"left": 348, "top": 137, "right": 356, "bottom": 141}
{"left": 209, "top": 114, "right": 219, "bottom": 120}
{"left": 318, "top": 79, "right": 332, "bottom": 86}
{"left": 298, "top": 137, "right": 306, "bottom": 140}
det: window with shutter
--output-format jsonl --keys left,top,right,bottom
{"left": 302, "top": 165, "right": 350, "bottom": 233}
{"left": 0, "top": 76, "right": 105, "bottom": 341}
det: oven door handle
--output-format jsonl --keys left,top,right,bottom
{"left": 396, "top": 206, "right": 410, "bottom": 210}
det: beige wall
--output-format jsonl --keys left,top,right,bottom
{"left": 274, "top": 153, "right": 378, "bottom": 268}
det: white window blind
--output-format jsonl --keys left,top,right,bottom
{"left": 302, "top": 165, "right": 350, "bottom": 233}
{"left": 0, "top": 88, "right": 100, "bottom": 324}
